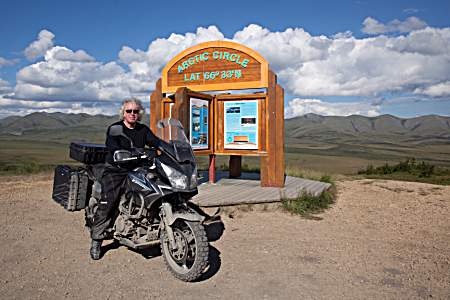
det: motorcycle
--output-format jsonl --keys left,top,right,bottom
{"left": 84, "top": 118, "right": 209, "bottom": 282}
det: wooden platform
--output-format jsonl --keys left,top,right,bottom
{"left": 192, "top": 171, "right": 332, "bottom": 207}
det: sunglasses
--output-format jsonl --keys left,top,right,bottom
{"left": 125, "top": 109, "right": 140, "bottom": 114}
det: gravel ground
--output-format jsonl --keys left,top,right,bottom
{"left": 0, "top": 174, "right": 449, "bottom": 299}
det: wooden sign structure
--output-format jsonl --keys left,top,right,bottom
{"left": 150, "top": 41, "right": 284, "bottom": 187}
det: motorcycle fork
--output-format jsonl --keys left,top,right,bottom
{"left": 160, "top": 202, "right": 177, "bottom": 249}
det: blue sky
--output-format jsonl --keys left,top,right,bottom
{"left": 1, "top": 0, "right": 450, "bottom": 118}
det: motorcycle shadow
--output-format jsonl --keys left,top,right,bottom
{"left": 101, "top": 219, "right": 225, "bottom": 281}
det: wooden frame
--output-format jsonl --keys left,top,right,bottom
{"left": 151, "top": 41, "right": 284, "bottom": 187}
{"left": 214, "top": 95, "right": 266, "bottom": 156}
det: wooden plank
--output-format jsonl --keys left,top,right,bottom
{"left": 192, "top": 176, "right": 331, "bottom": 207}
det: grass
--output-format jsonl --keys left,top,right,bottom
{"left": 281, "top": 184, "right": 336, "bottom": 219}
{"left": 0, "top": 161, "right": 56, "bottom": 175}
{"left": 358, "top": 158, "right": 450, "bottom": 185}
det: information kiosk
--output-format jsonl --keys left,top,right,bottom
{"left": 150, "top": 41, "right": 284, "bottom": 187}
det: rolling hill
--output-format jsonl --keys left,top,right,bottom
{"left": 1, "top": 112, "right": 450, "bottom": 173}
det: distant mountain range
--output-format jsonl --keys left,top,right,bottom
{"left": 1, "top": 112, "right": 449, "bottom": 145}
{"left": 0, "top": 112, "right": 117, "bottom": 135}
{"left": 285, "top": 113, "right": 450, "bottom": 145}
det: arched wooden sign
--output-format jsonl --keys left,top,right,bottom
{"left": 161, "top": 41, "right": 269, "bottom": 93}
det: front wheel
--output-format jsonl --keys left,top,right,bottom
{"left": 160, "top": 220, "right": 209, "bottom": 281}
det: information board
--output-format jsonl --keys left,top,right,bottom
{"left": 189, "top": 98, "right": 209, "bottom": 149}
{"left": 224, "top": 100, "right": 258, "bottom": 149}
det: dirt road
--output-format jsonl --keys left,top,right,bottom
{"left": 0, "top": 174, "right": 449, "bottom": 299}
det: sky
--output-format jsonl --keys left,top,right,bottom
{"left": 1, "top": 0, "right": 450, "bottom": 119}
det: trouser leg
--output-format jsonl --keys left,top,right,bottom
{"left": 91, "top": 169, "right": 127, "bottom": 240}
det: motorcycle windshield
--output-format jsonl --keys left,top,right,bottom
{"left": 156, "top": 118, "right": 194, "bottom": 163}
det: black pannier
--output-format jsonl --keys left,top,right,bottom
{"left": 69, "top": 142, "right": 107, "bottom": 164}
{"left": 52, "top": 165, "right": 91, "bottom": 211}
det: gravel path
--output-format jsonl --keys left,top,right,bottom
{"left": 0, "top": 174, "right": 449, "bottom": 299}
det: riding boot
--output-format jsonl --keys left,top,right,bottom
{"left": 90, "top": 239, "right": 102, "bottom": 260}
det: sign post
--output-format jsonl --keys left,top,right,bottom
{"left": 151, "top": 41, "right": 285, "bottom": 187}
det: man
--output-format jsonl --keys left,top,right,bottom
{"left": 90, "top": 98, "right": 160, "bottom": 260}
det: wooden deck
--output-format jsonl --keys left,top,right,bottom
{"left": 192, "top": 171, "right": 332, "bottom": 207}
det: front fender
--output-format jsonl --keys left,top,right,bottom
{"left": 161, "top": 202, "right": 205, "bottom": 226}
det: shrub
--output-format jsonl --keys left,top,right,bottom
{"left": 358, "top": 158, "right": 436, "bottom": 177}
{"left": 281, "top": 187, "right": 336, "bottom": 218}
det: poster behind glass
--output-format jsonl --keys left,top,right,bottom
{"left": 224, "top": 100, "right": 258, "bottom": 149}
{"left": 190, "top": 98, "right": 209, "bottom": 149}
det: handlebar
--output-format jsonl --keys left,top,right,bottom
{"left": 113, "top": 148, "right": 156, "bottom": 163}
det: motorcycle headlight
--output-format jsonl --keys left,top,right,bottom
{"left": 160, "top": 163, "right": 188, "bottom": 189}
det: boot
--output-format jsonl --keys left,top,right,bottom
{"left": 90, "top": 239, "right": 102, "bottom": 260}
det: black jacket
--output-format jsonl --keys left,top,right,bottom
{"left": 105, "top": 121, "right": 160, "bottom": 165}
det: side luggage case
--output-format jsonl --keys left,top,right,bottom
{"left": 52, "top": 165, "right": 91, "bottom": 211}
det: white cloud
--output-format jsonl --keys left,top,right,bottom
{"left": 403, "top": 8, "right": 419, "bottom": 14}
{"left": 118, "top": 25, "right": 225, "bottom": 88}
{"left": 24, "top": 29, "right": 55, "bottom": 61}
{"left": 362, "top": 16, "right": 427, "bottom": 34}
{"left": 232, "top": 24, "right": 450, "bottom": 98}
{"left": 0, "top": 96, "right": 119, "bottom": 118}
{"left": 0, "top": 79, "right": 12, "bottom": 94}
{"left": 4, "top": 22, "right": 450, "bottom": 118}
{"left": 414, "top": 81, "right": 450, "bottom": 97}
{"left": 14, "top": 46, "right": 135, "bottom": 102}
{"left": 52, "top": 47, "right": 94, "bottom": 62}
{"left": 285, "top": 98, "right": 380, "bottom": 118}
{"left": 0, "top": 57, "right": 19, "bottom": 67}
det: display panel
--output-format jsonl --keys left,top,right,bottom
{"left": 224, "top": 100, "right": 259, "bottom": 149}
{"left": 189, "top": 98, "right": 209, "bottom": 149}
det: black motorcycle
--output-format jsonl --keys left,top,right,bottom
{"left": 85, "top": 118, "right": 209, "bottom": 281}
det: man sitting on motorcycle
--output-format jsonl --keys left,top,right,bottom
{"left": 90, "top": 98, "right": 160, "bottom": 260}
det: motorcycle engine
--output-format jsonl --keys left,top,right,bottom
{"left": 114, "top": 193, "right": 146, "bottom": 238}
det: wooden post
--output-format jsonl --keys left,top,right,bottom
{"left": 209, "top": 154, "right": 216, "bottom": 183}
{"left": 275, "top": 83, "right": 285, "bottom": 187}
{"left": 260, "top": 70, "right": 284, "bottom": 187}
{"left": 229, "top": 155, "right": 242, "bottom": 178}
{"left": 174, "top": 87, "right": 190, "bottom": 132}
{"left": 149, "top": 78, "right": 162, "bottom": 133}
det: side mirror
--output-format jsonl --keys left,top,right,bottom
{"left": 109, "top": 125, "right": 123, "bottom": 136}
{"left": 157, "top": 120, "right": 165, "bottom": 129}
{"left": 109, "top": 124, "right": 134, "bottom": 148}
{"left": 113, "top": 150, "right": 132, "bottom": 162}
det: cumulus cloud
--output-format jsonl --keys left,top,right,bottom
{"left": 362, "top": 16, "right": 427, "bottom": 34}
{"left": 414, "top": 81, "right": 450, "bottom": 97}
{"left": 0, "top": 79, "right": 13, "bottom": 94}
{"left": 10, "top": 26, "right": 226, "bottom": 106}
{"left": 52, "top": 48, "right": 95, "bottom": 62}
{"left": 24, "top": 29, "right": 55, "bottom": 61}
{"left": 232, "top": 24, "right": 450, "bottom": 99}
{"left": 14, "top": 46, "right": 136, "bottom": 103}
{"left": 5, "top": 22, "right": 450, "bottom": 118}
{"left": 118, "top": 25, "right": 225, "bottom": 89}
{"left": 285, "top": 98, "right": 380, "bottom": 118}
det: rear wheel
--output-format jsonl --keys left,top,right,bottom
{"left": 160, "top": 220, "right": 209, "bottom": 281}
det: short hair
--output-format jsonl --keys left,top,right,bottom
{"left": 119, "top": 98, "right": 145, "bottom": 121}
